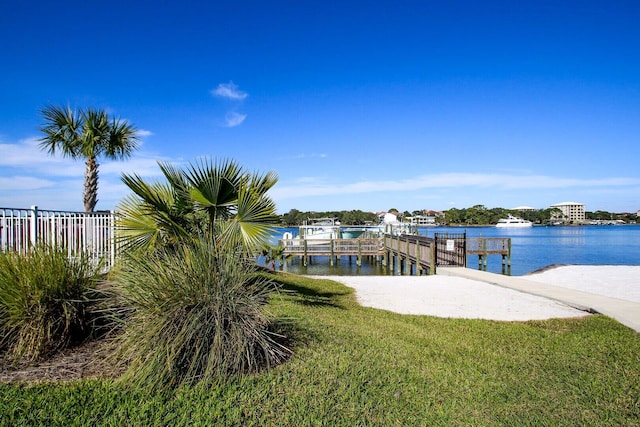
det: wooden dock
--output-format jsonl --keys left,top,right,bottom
{"left": 467, "top": 237, "right": 512, "bottom": 275}
{"left": 280, "top": 233, "right": 512, "bottom": 275}
{"left": 280, "top": 238, "right": 383, "bottom": 267}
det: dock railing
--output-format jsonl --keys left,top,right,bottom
{"left": 384, "top": 234, "right": 437, "bottom": 274}
{"left": 467, "top": 237, "right": 512, "bottom": 274}
{"left": 281, "top": 237, "right": 384, "bottom": 266}
{"left": 0, "top": 206, "right": 116, "bottom": 271}
{"left": 383, "top": 232, "right": 469, "bottom": 274}
{"left": 278, "top": 232, "right": 513, "bottom": 275}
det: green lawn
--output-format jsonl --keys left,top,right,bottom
{"left": 1, "top": 273, "right": 638, "bottom": 426}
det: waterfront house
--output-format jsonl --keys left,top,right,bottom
{"left": 409, "top": 215, "right": 437, "bottom": 226}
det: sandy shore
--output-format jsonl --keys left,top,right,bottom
{"left": 525, "top": 265, "right": 640, "bottom": 303}
{"left": 309, "top": 265, "right": 640, "bottom": 321}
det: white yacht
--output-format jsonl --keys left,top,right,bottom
{"left": 298, "top": 217, "right": 341, "bottom": 239}
{"left": 496, "top": 214, "right": 533, "bottom": 228}
{"left": 281, "top": 218, "right": 342, "bottom": 246}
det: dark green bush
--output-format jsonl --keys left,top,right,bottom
{"left": 109, "top": 239, "right": 290, "bottom": 390}
{"left": 0, "top": 245, "right": 105, "bottom": 362}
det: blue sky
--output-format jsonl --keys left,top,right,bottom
{"left": 1, "top": 1, "right": 639, "bottom": 214}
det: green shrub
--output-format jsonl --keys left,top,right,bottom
{"left": 109, "top": 239, "right": 290, "bottom": 390}
{"left": 0, "top": 245, "right": 105, "bottom": 362}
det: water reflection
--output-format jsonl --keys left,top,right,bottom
{"left": 286, "top": 256, "right": 394, "bottom": 276}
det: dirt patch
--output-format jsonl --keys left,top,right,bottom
{"left": 0, "top": 339, "right": 123, "bottom": 384}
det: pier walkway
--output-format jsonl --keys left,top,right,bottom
{"left": 438, "top": 267, "right": 640, "bottom": 333}
{"left": 281, "top": 234, "right": 512, "bottom": 274}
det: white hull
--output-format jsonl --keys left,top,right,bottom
{"left": 304, "top": 230, "right": 340, "bottom": 240}
{"left": 496, "top": 222, "right": 533, "bottom": 228}
{"left": 496, "top": 215, "right": 533, "bottom": 228}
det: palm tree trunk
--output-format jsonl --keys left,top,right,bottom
{"left": 84, "top": 157, "right": 99, "bottom": 212}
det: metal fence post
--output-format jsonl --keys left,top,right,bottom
{"left": 110, "top": 210, "right": 116, "bottom": 269}
{"left": 29, "top": 205, "right": 38, "bottom": 248}
{"left": 463, "top": 231, "right": 467, "bottom": 267}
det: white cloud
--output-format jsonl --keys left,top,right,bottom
{"left": 0, "top": 177, "right": 84, "bottom": 211}
{"left": 210, "top": 82, "right": 248, "bottom": 127}
{"left": 0, "top": 176, "right": 55, "bottom": 190}
{"left": 224, "top": 112, "right": 247, "bottom": 127}
{"left": 0, "top": 138, "right": 84, "bottom": 177}
{"left": 137, "top": 129, "right": 153, "bottom": 137}
{"left": 1, "top": 138, "right": 65, "bottom": 166}
{"left": 211, "top": 82, "right": 248, "bottom": 100}
{"left": 100, "top": 157, "right": 168, "bottom": 177}
{"left": 271, "top": 172, "right": 640, "bottom": 200}
{"left": 0, "top": 136, "right": 176, "bottom": 210}
{"left": 0, "top": 138, "right": 168, "bottom": 178}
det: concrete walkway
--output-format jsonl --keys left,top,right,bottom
{"left": 437, "top": 267, "right": 640, "bottom": 333}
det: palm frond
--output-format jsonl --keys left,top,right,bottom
{"left": 115, "top": 195, "right": 165, "bottom": 252}
{"left": 116, "top": 181, "right": 192, "bottom": 252}
{"left": 156, "top": 161, "right": 196, "bottom": 217}
{"left": 38, "top": 105, "right": 82, "bottom": 158}
{"left": 120, "top": 173, "right": 175, "bottom": 214}
{"left": 219, "top": 186, "right": 278, "bottom": 253}
{"left": 106, "top": 118, "right": 140, "bottom": 159}
{"left": 184, "top": 158, "right": 241, "bottom": 221}
{"left": 118, "top": 157, "right": 279, "bottom": 254}
{"left": 248, "top": 170, "right": 279, "bottom": 195}
{"left": 79, "top": 108, "right": 111, "bottom": 159}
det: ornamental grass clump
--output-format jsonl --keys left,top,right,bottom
{"left": 109, "top": 239, "right": 290, "bottom": 390}
{"left": 0, "top": 244, "right": 105, "bottom": 362}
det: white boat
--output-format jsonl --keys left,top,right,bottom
{"left": 375, "top": 212, "right": 418, "bottom": 236}
{"left": 298, "top": 218, "right": 341, "bottom": 240}
{"left": 340, "top": 227, "right": 366, "bottom": 239}
{"left": 496, "top": 214, "right": 533, "bottom": 228}
{"left": 281, "top": 218, "right": 342, "bottom": 246}
{"left": 381, "top": 221, "right": 417, "bottom": 236}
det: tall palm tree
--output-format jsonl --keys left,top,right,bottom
{"left": 117, "top": 158, "right": 279, "bottom": 255}
{"left": 39, "top": 105, "right": 139, "bottom": 212}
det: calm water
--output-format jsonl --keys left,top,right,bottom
{"left": 267, "top": 225, "right": 640, "bottom": 276}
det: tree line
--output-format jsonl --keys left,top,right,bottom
{"left": 585, "top": 210, "right": 638, "bottom": 222}
{"left": 280, "top": 206, "right": 639, "bottom": 226}
{"left": 443, "top": 205, "right": 560, "bottom": 225}
{"left": 280, "top": 209, "right": 380, "bottom": 226}
{"left": 445, "top": 206, "right": 638, "bottom": 225}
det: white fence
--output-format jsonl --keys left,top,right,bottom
{"left": 0, "top": 206, "right": 116, "bottom": 271}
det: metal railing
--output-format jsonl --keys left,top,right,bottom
{"left": 383, "top": 233, "right": 467, "bottom": 274}
{"left": 0, "top": 206, "right": 116, "bottom": 271}
{"left": 433, "top": 232, "right": 467, "bottom": 267}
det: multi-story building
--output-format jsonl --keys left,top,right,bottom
{"left": 512, "top": 206, "right": 536, "bottom": 212}
{"left": 550, "top": 202, "right": 585, "bottom": 223}
{"left": 409, "top": 215, "right": 437, "bottom": 226}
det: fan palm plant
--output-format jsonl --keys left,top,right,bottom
{"left": 39, "top": 105, "right": 139, "bottom": 212}
{"left": 117, "top": 158, "right": 279, "bottom": 255}
{"left": 109, "top": 238, "right": 290, "bottom": 390}
{"left": 113, "top": 159, "right": 285, "bottom": 387}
